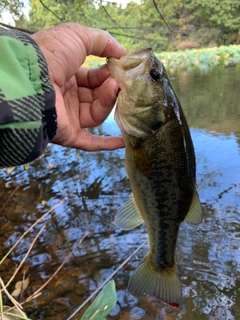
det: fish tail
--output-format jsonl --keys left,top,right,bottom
{"left": 128, "top": 255, "right": 182, "bottom": 308}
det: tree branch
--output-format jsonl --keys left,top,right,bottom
{"left": 38, "top": 0, "right": 65, "bottom": 22}
{"left": 152, "top": 0, "right": 173, "bottom": 32}
{"left": 0, "top": 22, "right": 35, "bottom": 34}
{"left": 100, "top": 1, "right": 123, "bottom": 29}
{"left": 108, "top": 31, "right": 147, "bottom": 40}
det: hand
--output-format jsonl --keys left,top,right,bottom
{"left": 31, "top": 23, "right": 127, "bottom": 151}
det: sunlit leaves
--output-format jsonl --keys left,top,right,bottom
{"left": 184, "top": 0, "right": 240, "bottom": 42}
{"left": 1, "top": 0, "right": 240, "bottom": 47}
{"left": 0, "top": 0, "right": 24, "bottom": 18}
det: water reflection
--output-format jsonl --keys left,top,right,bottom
{"left": 0, "top": 65, "right": 240, "bottom": 319}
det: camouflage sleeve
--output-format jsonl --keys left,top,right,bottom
{"left": 0, "top": 27, "right": 57, "bottom": 168}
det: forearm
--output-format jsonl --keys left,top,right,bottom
{"left": 0, "top": 27, "right": 57, "bottom": 168}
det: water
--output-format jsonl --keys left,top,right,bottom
{"left": 0, "top": 65, "right": 240, "bottom": 319}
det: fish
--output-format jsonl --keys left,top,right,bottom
{"left": 107, "top": 46, "right": 203, "bottom": 308}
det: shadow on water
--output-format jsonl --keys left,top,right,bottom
{"left": 0, "top": 64, "right": 240, "bottom": 319}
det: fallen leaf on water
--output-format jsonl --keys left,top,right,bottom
{"left": 11, "top": 278, "right": 30, "bottom": 298}
{"left": 7, "top": 167, "right": 15, "bottom": 174}
{"left": 24, "top": 163, "right": 29, "bottom": 170}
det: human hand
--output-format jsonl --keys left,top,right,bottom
{"left": 31, "top": 23, "right": 127, "bottom": 151}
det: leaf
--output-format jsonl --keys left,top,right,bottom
{"left": 80, "top": 280, "right": 117, "bottom": 320}
{"left": 24, "top": 163, "right": 29, "bottom": 170}
{"left": 7, "top": 167, "right": 15, "bottom": 174}
{"left": 2, "top": 306, "right": 29, "bottom": 320}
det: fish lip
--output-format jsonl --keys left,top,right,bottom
{"left": 127, "top": 46, "right": 153, "bottom": 56}
{"left": 107, "top": 46, "right": 154, "bottom": 87}
{"left": 107, "top": 46, "right": 153, "bottom": 71}
{"left": 119, "top": 46, "right": 153, "bottom": 71}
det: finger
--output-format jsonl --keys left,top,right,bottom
{"left": 87, "top": 27, "right": 127, "bottom": 58}
{"left": 34, "top": 23, "right": 126, "bottom": 86}
{"left": 78, "top": 77, "right": 119, "bottom": 128}
{"left": 62, "top": 23, "right": 127, "bottom": 60}
{"left": 68, "top": 130, "right": 124, "bottom": 151}
{"left": 76, "top": 64, "right": 110, "bottom": 88}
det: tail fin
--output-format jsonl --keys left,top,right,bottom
{"left": 128, "top": 255, "right": 182, "bottom": 308}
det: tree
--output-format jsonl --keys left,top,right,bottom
{"left": 28, "top": 0, "right": 98, "bottom": 31}
{"left": 27, "top": 0, "right": 178, "bottom": 51}
{"left": 0, "top": 0, "right": 24, "bottom": 18}
{"left": 2, "top": 0, "right": 240, "bottom": 49}
{"left": 183, "top": 0, "right": 240, "bottom": 44}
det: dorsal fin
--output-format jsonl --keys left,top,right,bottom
{"left": 114, "top": 197, "right": 143, "bottom": 230}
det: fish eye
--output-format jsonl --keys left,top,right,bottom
{"left": 150, "top": 69, "right": 160, "bottom": 81}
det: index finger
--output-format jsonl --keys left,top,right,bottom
{"left": 70, "top": 130, "right": 125, "bottom": 151}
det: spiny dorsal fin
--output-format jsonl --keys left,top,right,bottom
{"left": 114, "top": 197, "right": 143, "bottom": 230}
{"left": 184, "top": 188, "right": 203, "bottom": 225}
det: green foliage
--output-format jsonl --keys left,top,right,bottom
{"left": 80, "top": 280, "right": 117, "bottom": 320}
{"left": 1, "top": 0, "right": 240, "bottom": 48}
{"left": 26, "top": 0, "right": 183, "bottom": 51}
{"left": 157, "top": 45, "right": 240, "bottom": 73}
{"left": 184, "top": 0, "right": 240, "bottom": 44}
{"left": 28, "top": 0, "right": 97, "bottom": 31}
{"left": 0, "top": 0, "right": 24, "bottom": 18}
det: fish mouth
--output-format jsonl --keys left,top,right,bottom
{"left": 107, "top": 46, "right": 154, "bottom": 88}
{"left": 120, "top": 46, "right": 153, "bottom": 71}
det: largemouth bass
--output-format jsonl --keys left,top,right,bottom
{"left": 107, "top": 47, "right": 203, "bottom": 308}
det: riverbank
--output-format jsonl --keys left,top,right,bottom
{"left": 157, "top": 44, "right": 240, "bottom": 73}
{"left": 84, "top": 44, "right": 240, "bottom": 73}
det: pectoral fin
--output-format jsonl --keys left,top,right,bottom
{"left": 114, "top": 198, "right": 143, "bottom": 230}
{"left": 184, "top": 189, "right": 203, "bottom": 225}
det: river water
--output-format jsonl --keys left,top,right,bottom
{"left": 0, "top": 64, "right": 240, "bottom": 319}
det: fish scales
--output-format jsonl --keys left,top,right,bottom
{"left": 126, "top": 122, "right": 194, "bottom": 268}
{"left": 107, "top": 46, "right": 203, "bottom": 308}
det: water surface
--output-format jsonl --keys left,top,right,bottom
{"left": 0, "top": 65, "right": 240, "bottom": 319}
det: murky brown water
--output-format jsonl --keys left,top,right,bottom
{"left": 0, "top": 64, "right": 240, "bottom": 319}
